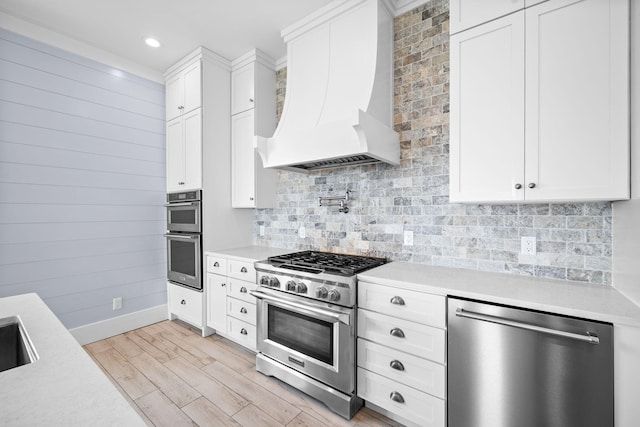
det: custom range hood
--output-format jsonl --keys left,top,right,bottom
{"left": 255, "top": 0, "right": 399, "bottom": 173}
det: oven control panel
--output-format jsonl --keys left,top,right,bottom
{"left": 257, "top": 273, "right": 355, "bottom": 307}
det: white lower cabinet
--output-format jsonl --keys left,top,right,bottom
{"left": 167, "top": 282, "right": 212, "bottom": 337}
{"left": 205, "top": 252, "right": 259, "bottom": 351}
{"left": 357, "top": 281, "right": 446, "bottom": 427}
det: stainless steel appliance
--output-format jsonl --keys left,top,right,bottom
{"left": 447, "top": 297, "right": 614, "bottom": 427}
{"left": 165, "top": 190, "right": 202, "bottom": 290}
{"left": 251, "top": 251, "right": 386, "bottom": 419}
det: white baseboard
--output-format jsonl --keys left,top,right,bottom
{"left": 69, "top": 304, "right": 168, "bottom": 345}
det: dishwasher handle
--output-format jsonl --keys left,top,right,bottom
{"left": 455, "top": 308, "right": 600, "bottom": 345}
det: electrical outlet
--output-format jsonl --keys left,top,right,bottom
{"left": 112, "top": 297, "right": 122, "bottom": 311}
{"left": 404, "top": 230, "right": 414, "bottom": 246}
{"left": 521, "top": 236, "right": 536, "bottom": 255}
{"left": 299, "top": 226, "right": 306, "bottom": 239}
{"left": 259, "top": 225, "right": 265, "bottom": 236}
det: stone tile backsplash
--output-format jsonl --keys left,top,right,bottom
{"left": 253, "top": 0, "right": 612, "bottom": 285}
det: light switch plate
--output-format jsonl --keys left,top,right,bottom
{"left": 299, "top": 226, "right": 306, "bottom": 239}
{"left": 404, "top": 230, "right": 414, "bottom": 246}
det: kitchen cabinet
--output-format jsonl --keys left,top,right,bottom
{"left": 357, "top": 281, "right": 446, "bottom": 427}
{"left": 165, "top": 60, "right": 201, "bottom": 121}
{"left": 167, "top": 281, "right": 213, "bottom": 337}
{"left": 205, "top": 251, "right": 259, "bottom": 351}
{"left": 450, "top": 0, "right": 630, "bottom": 203}
{"left": 230, "top": 50, "right": 277, "bottom": 208}
{"left": 166, "top": 108, "right": 202, "bottom": 191}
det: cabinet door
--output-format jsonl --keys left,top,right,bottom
{"left": 449, "top": 12, "right": 526, "bottom": 203}
{"left": 231, "top": 63, "right": 255, "bottom": 115}
{"left": 231, "top": 110, "right": 256, "bottom": 207}
{"left": 166, "top": 73, "right": 183, "bottom": 121}
{"left": 206, "top": 273, "right": 227, "bottom": 332}
{"left": 182, "top": 108, "right": 202, "bottom": 191}
{"left": 524, "top": 0, "right": 629, "bottom": 201}
{"left": 450, "top": 0, "right": 524, "bottom": 34}
{"left": 182, "top": 61, "right": 202, "bottom": 115}
{"left": 166, "top": 117, "right": 184, "bottom": 191}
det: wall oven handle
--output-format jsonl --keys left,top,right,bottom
{"left": 455, "top": 308, "right": 600, "bottom": 344}
{"left": 164, "top": 233, "right": 197, "bottom": 240}
{"left": 164, "top": 202, "right": 196, "bottom": 207}
{"left": 250, "top": 290, "right": 351, "bottom": 326}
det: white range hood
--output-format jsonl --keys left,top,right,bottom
{"left": 255, "top": 0, "right": 399, "bottom": 173}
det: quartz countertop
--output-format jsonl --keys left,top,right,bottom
{"left": 358, "top": 262, "right": 640, "bottom": 327}
{"left": 0, "top": 293, "right": 145, "bottom": 426}
{"left": 204, "top": 245, "right": 292, "bottom": 262}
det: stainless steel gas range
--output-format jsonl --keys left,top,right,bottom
{"left": 251, "top": 251, "right": 387, "bottom": 419}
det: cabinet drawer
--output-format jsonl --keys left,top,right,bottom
{"left": 168, "top": 282, "right": 203, "bottom": 327}
{"left": 357, "top": 368, "right": 445, "bottom": 427}
{"left": 357, "top": 339, "right": 445, "bottom": 399}
{"left": 358, "top": 309, "right": 445, "bottom": 364}
{"left": 227, "top": 279, "right": 257, "bottom": 303}
{"left": 227, "top": 297, "right": 256, "bottom": 325}
{"left": 227, "top": 317, "right": 256, "bottom": 351}
{"left": 227, "top": 259, "right": 256, "bottom": 281}
{"left": 206, "top": 256, "right": 227, "bottom": 274}
{"left": 358, "top": 282, "right": 446, "bottom": 328}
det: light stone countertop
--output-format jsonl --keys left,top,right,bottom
{"left": 0, "top": 293, "right": 145, "bottom": 426}
{"left": 204, "top": 245, "right": 292, "bottom": 262}
{"left": 358, "top": 261, "right": 640, "bottom": 327}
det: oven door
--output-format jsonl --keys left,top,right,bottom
{"left": 251, "top": 287, "right": 355, "bottom": 393}
{"left": 166, "top": 232, "right": 202, "bottom": 290}
{"left": 166, "top": 201, "right": 201, "bottom": 233}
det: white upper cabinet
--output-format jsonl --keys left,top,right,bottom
{"left": 166, "top": 108, "right": 202, "bottom": 192}
{"left": 230, "top": 50, "right": 277, "bottom": 209}
{"left": 231, "top": 63, "right": 255, "bottom": 115}
{"left": 523, "top": 0, "right": 630, "bottom": 202}
{"left": 450, "top": 0, "right": 524, "bottom": 34}
{"left": 166, "top": 61, "right": 202, "bottom": 121}
{"left": 450, "top": 0, "right": 629, "bottom": 203}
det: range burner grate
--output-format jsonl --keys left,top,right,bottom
{"left": 267, "top": 251, "right": 386, "bottom": 276}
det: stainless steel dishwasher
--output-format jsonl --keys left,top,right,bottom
{"left": 447, "top": 297, "right": 614, "bottom": 427}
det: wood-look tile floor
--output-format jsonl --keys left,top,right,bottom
{"left": 84, "top": 320, "right": 404, "bottom": 427}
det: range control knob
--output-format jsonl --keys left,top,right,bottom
{"left": 296, "top": 282, "right": 308, "bottom": 294}
{"left": 286, "top": 280, "right": 297, "bottom": 292}
{"left": 261, "top": 276, "right": 279, "bottom": 288}
{"left": 316, "top": 287, "right": 328, "bottom": 299}
{"left": 259, "top": 275, "right": 269, "bottom": 285}
{"left": 328, "top": 289, "right": 341, "bottom": 302}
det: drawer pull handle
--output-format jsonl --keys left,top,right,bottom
{"left": 390, "top": 328, "right": 405, "bottom": 338}
{"left": 213, "top": 261, "right": 219, "bottom": 267}
{"left": 240, "top": 328, "right": 248, "bottom": 335}
{"left": 180, "top": 299, "right": 186, "bottom": 305}
{"left": 240, "top": 287, "right": 248, "bottom": 293}
{"left": 389, "top": 391, "right": 405, "bottom": 404}
{"left": 390, "top": 296, "right": 405, "bottom": 305}
{"left": 389, "top": 360, "right": 405, "bottom": 371}
{"left": 240, "top": 267, "right": 248, "bottom": 273}
{"left": 240, "top": 307, "right": 248, "bottom": 314}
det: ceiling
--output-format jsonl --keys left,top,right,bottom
{"left": 0, "top": 0, "right": 333, "bottom": 74}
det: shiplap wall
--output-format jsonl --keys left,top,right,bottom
{"left": 0, "top": 28, "right": 167, "bottom": 328}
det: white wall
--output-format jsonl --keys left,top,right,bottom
{"left": 0, "top": 28, "right": 167, "bottom": 328}
{"left": 612, "top": 0, "right": 640, "bottom": 305}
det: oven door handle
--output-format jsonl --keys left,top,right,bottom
{"left": 164, "top": 233, "right": 197, "bottom": 240}
{"left": 250, "top": 290, "right": 351, "bottom": 326}
{"left": 165, "top": 202, "right": 197, "bottom": 207}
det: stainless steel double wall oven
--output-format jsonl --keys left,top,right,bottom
{"left": 165, "top": 190, "right": 202, "bottom": 290}
{"left": 252, "top": 251, "right": 386, "bottom": 419}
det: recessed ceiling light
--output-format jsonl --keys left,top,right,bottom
{"left": 145, "top": 38, "right": 160, "bottom": 48}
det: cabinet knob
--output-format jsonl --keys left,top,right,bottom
{"left": 240, "top": 267, "right": 248, "bottom": 273}
{"left": 221, "top": 283, "right": 226, "bottom": 287}
{"left": 240, "top": 307, "right": 248, "bottom": 314}
{"left": 389, "top": 360, "right": 405, "bottom": 371}
{"left": 389, "top": 391, "right": 405, "bottom": 404}
{"left": 390, "top": 296, "right": 405, "bottom": 306}
{"left": 514, "top": 183, "right": 522, "bottom": 190}
{"left": 240, "top": 328, "right": 248, "bottom": 335}
{"left": 213, "top": 261, "right": 219, "bottom": 267}
{"left": 249, "top": 98, "right": 254, "bottom": 103}
{"left": 390, "top": 328, "right": 405, "bottom": 338}
{"left": 180, "top": 299, "right": 186, "bottom": 305}
{"left": 240, "top": 286, "right": 247, "bottom": 293}
{"left": 528, "top": 183, "right": 536, "bottom": 189}
{"left": 249, "top": 197, "right": 254, "bottom": 201}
